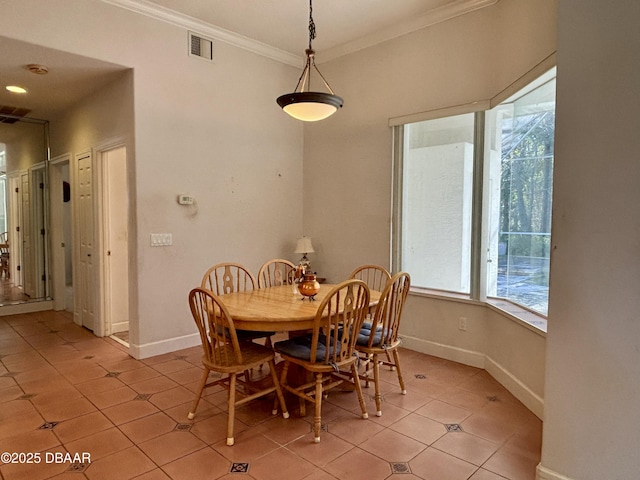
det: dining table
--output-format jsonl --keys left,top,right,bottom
{"left": 219, "top": 283, "right": 381, "bottom": 333}
{"left": 220, "top": 283, "right": 381, "bottom": 389}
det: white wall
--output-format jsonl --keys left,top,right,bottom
{"left": 0, "top": 0, "right": 303, "bottom": 356}
{"left": 539, "top": 1, "right": 640, "bottom": 479}
{"left": 403, "top": 143, "right": 473, "bottom": 292}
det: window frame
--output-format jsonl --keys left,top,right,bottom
{"left": 390, "top": 60, "right": 556, "bottom": 330}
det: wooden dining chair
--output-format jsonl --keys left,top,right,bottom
{"left": 202, "top": 262, "right": 257, "bottom": 296}
{"left": 273, "top": 279, "right": 370, "bottom": 443}
{"left": 0, "top": 232, "right": 9, "bottom": 279}
{"left": 257, "top": 258, "right": 296, "bottom": 288}
{"left": 201, "top": 262, "right": 274, "bottom": 347}
{"left": 355, "top": 271, "right": 411, "bottom": 417}
{"left": 349, "top": 264, "right": 391, "bottom": 293}
{"left": 187, "top": 288, "right": 289, "bottom": 445}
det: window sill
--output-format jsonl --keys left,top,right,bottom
{"left": 409, "top": 287, "right": 547, "bottom": 335}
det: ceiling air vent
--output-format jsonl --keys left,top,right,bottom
{"left": 189, "top": 32, "right": 213, "bottom": 62}
{"left": 0, "top": 105, "right": 31, "bottom": 124}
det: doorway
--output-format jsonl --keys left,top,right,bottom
{"left": 100, "top": 145, "right": 130, "bottom": 342}
{"left": 50, "top": 155, "right": 73, "bottom": 312}
{"left": 51, "top": 145, "right": 130, "bottom": 341}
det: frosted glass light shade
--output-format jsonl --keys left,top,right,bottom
{"left": 278, "top": 92, "right": 343, "bottom": 122}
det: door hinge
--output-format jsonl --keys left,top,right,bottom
{"left": 41, "top": 228, "right": 45, "bottom": 236}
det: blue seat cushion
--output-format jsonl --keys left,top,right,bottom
{"left": 274, "top": 334, "right": 341, "bottom": 362}
{"left": 356, "top": 322, "right": 384, "bottom": 347}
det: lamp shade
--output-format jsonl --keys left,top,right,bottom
{"left": 295, "top": 237, "right": 315, "bottom": 254}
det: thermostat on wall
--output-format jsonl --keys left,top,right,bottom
{"left": 177, "top": 194, "right": 194, "bottom": 205}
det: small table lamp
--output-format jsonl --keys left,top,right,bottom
{"left": 295, "top": 236, "right": 315, "bottom": 270}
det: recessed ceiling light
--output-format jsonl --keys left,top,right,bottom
{"left": 6, "top": 85, "right": 27, "bottom": 94}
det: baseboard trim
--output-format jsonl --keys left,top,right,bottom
{"left": 0, "top": 300, "right": 54, "bottom": 316}
{"left": 485, "top": 356, "right": 544, "bottom": 419}
{"left": 111, "top": 321, "right": 129, "bottom": 334}
{"left": 129, "top": 332, "right": 201, "bottom": 360}
{"left": 400, "top": 335, "right": 543, "bottom": 419}
{"left": 537, "top": 464, "right": 574, "bottom": 480}
{"left": 401, "top": 335, "right": 485, "bottom": 368}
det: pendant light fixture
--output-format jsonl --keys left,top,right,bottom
{"left": 277, "top": 0, "right": 343, "bottom": 122}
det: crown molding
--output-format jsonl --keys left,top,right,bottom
{"left": 100, "top": 0, "right": 303, "bottom": 67}
{"left": 320, "top": 0, "right": 499, "bottom": 62}
{"left": 101, "top": 0, "right": 498, "bottom": 66}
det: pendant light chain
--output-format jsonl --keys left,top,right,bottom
{"left": 275, "top": 0, "right": 343, "bottom": 121}
{"left": 308, "top": 0, "right": 316, "bottom": 50}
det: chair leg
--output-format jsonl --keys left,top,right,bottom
{"left": 392, "top": 349, "right": 407, "bottom": 394}
{"left": 226, "top": 373, "right": 237, "bottom": 446}
{"left": 269, "top": 359, "right": 289, "bottom": 418}
{"left": 385, "top": 349, "right": 395, "bottom": 370}
{"left": 372, "top": 353, "right": 383, "bottom": 416}
{"left": 274, "top": 361, "right": 291, "bottom": 414}
{"left": 351, "top": 363, "right": 369, "bottom": 421}
{"left": 188, "top": 368, "right": 210, "bottom": 420}
{"left": 313, "top": 373, "right": 323, "bottom": 443}
{"left": 363, "top": 353, "right": 373, "bottom": 388}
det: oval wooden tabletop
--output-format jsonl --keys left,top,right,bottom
{"left": 220, "top": 284, "right": 381, "bottom": 332}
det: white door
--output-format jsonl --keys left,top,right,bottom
{"left": 31, "top": 166, "right": 47, "bottom": 298}
{"left": 8, "top": 174, "right": 22, "bottom": 286}
{"left": 76, "top": 153, "right": 95, "bottom": 330}
{"left": 20, "top": 171, "right": 33, "bottom": 297}
{"left": 102, "top": 146, "right": 129, "bottom": 335}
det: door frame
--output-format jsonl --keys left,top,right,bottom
{"left": 6, "top": 173, "right": 23, "bottom": 286}
{"left": 50, "top": 153, "right": 71, "bottom": 311}
{"left": 95, "top": 140, "right": 129, "bottom": 338}
{"left": 68, "top": 139, "right": 131, "bottom": 340}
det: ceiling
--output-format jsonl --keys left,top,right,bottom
{"left": 139, "top": 0, "right": 457, "bottom": 55}
{"left": 0, "top": 0, "right": 490, "bottom": 121}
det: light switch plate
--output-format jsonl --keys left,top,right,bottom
{"left": 150, "top": 233, "right": 172, "bottom": 246}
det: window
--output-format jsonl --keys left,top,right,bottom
{"left": 394, "top": 71, "right": 556, "bottom": 316}
{"left": 486, "top": 77, "right": 555, "bottom": 315}
{"left": 400, "top": 113, "right": 475, "bottom": 294}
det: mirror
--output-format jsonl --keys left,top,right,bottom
{"left": 0, "top": 116, "right": 50, "bottom": 306}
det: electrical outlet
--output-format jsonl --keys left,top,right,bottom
{"left": 177, "top": 194, "right": 194, "bottom": 205}
{"left": 458, "top": 317, "right": 468, "bottom": 331}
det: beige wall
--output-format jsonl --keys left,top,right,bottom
{"left": 302, "top": 0, "right": 557, "bottom": 416}
{"left": 304, "top": 0, "right": 557, "bottom": 280}
{"left": 2, "top": 0, "right": 555, "bottom": 420}
{"left": 0, "top": 122, "right": 47, "bottom": 173}
{"left": 0, "top": 0, "right": 303, "bottom": 355}
{"left": 539, "top": 1, "right": 640, "bottom": 479}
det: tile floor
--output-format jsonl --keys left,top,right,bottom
{"left": 0, "top": 310, "right": 542, "bottom": 480}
